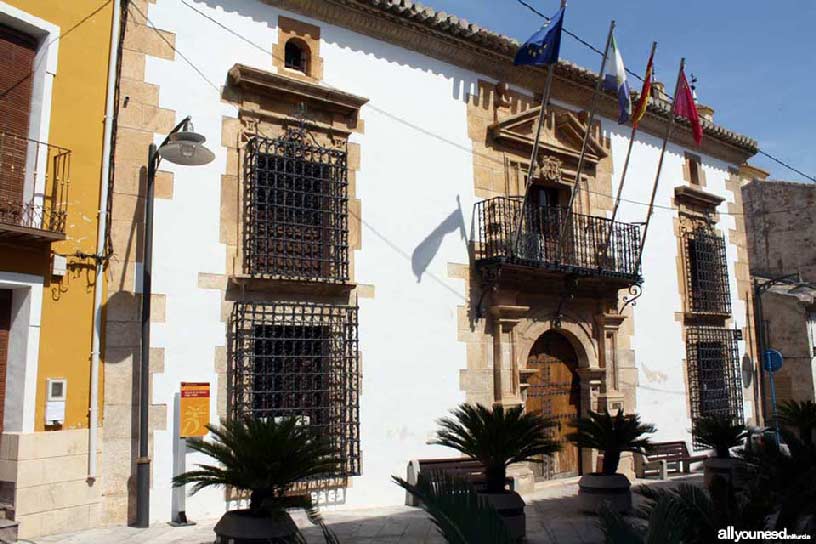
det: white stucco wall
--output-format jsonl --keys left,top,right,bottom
{"left": 603, "top": 119, "right": 749, "bottom": 444}
{"left": 135, "top": 0, "right": 751, "bottom": 521}
{"left": 142, "top": 0, "right": 478, "bottom": 518}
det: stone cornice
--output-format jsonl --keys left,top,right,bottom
{"left": 674, "top": 185, "right": 726, "bottom": 209}
{"left": 263, "top": 0, "right": 757, "bottom": 164}
{"left": 227, "top": 63, "right": 369, "bottom": 116}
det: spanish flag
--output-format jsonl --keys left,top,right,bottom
{"left": 632, "top": 49, "right": 654, "bottom": 129}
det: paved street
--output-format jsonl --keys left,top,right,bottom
{"left": 34, "top": 475, "right": 701, "bottom": 544}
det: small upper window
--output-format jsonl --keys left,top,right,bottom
{"left": 686, "top": 153, "right": 703, "bottom": 185}
{"left": 284, "top": 39, "right": 307, "bottom": 73}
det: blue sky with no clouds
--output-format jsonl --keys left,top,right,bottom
{"left": 419, "top": 0, "right": 816, "bottom": 182}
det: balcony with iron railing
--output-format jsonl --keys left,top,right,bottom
{"left": 474, "top": 196, "right": 642, "bottom": 285}
{"left": 0, "top": 132, "right": 71, "bottom": 243}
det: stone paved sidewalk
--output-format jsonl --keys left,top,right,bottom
{"left": 35, "top": 475, "right": 702, "bottom": 544}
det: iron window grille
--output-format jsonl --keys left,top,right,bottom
{"left": 686, "top": 326, "right": 743, "bottom": 448}
{"left": 243, "top": 126, "right": 349, "bottom": 281}
{"left": 683, "top": 228, "right": 731, "bottom": 314}
{"left": 231, "top": 302, "right": 360, "bottom": 477}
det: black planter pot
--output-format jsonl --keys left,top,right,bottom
{"left": 479, "top": 490, "right": 526, "bottom": 542}
{"left": 214, "top": 509, "right": 298, "bottom": 544}
{"left": 577, "top": 473, "right": 632, "bottom": 514}
{"left": 704, "top": 457, "right": 749, "bottom": 490}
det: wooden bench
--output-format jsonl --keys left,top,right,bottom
{"left": 636, "top": 441, "right": 707, "bottom": 480}
{"left": 404, "top": 458, "right": 515, "bottom": 506}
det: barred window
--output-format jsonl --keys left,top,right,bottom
{"left": 684, "top": 228, "right": 731, "bottom": 314}
{"left": 231, "top": 302, "right": 360, "bottom": 477}
{"left": 243, "top": 128, "right": 349, "bottom": 281}
{"left": 686, "top": 327, "right": 743, "bottom": 448}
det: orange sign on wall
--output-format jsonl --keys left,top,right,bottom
{"left": 180, "top": 382, "right": 210, "bottom": 438}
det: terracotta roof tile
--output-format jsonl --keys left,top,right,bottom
{"left": 347, "top": 0, "right": 757, "bottom": 152}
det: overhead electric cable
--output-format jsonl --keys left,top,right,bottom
{"left": 511, "top": 0, "right": 816, "bottom": 184}
{"left": 0, "top": 0, "right": 114, "bottom": 100}
{"left": 160, "top": 0, "right": 812, "bottom": 217}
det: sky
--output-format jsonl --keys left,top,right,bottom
{"left": 419, "top": 0, "right": 816, "bottom": 182}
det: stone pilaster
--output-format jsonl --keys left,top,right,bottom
{"left": 488, "top": 305, "right": 529, "bottom": 407}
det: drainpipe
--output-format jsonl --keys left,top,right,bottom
{"left": 89, "top": 0, "right": 122, "bottom": 480}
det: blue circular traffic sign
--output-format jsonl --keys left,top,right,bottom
{"left": 763, "top": 349, "right": 783, "bottom": 373}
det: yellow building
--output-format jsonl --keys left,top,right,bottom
{"left": 0, "top": 0, "right": 116, "bottom": 538}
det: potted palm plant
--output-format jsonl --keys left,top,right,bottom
{"left": 173, "top": 417, "right": 339, "bottom": 544}
{"left": 393, "top": 472, "right": 517, "bottom": 544}
{"left": 430, "top": 403, "right": 559, "bottom": 541}
{"left": 566, "top": 409, "right": 655, "bottom": 513}
{"left": 694, "top": 414, "right": 747, "bottom": 489}
{"left": 778, "top": 400, "right": 816, "bottom": 446}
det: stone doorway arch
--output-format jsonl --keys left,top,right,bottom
{"left": 525, "top": 329, "right": 581, "bottom": 479}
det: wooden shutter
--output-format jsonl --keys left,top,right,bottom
{"left": 0, "top": 25, "right": 37, "bottom": 209}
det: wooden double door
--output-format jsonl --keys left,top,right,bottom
{"left": 525, "top": 330, "right": 581, "bottom": 479}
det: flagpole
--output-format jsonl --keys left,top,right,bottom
{"left": 511, "top": 0, "right": 566, "bottom": 255}
{"left": 598, "top": 41, "right": 657, "bottom": 264}
{"left": 610, "top": 40, "right": 657, "bottom": 225}
{"left": 557, "top": 19, "right": 616, "bottom": 259}
{"left": 636, "top": 57, "right": 685, "bottom": 266}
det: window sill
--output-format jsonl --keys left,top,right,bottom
{"left": 228, "top": 274, "right": 356, "bottom": 297}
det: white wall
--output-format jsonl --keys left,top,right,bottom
{"left": 139, "top": 0, "right": 748, "bottom": 519}
{"left": 142, "top": 0, "right": 479, "bottom": 517}
{"left": 603, "top": 118, "right": 749, "bottom": 444}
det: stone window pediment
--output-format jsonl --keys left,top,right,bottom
{"left": 227, "top": 63, "right": 368, "bottom": 121}
{"left": 489, "top": 107, "right": 609, "bottom": 167}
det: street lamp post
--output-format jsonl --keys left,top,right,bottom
{"left": 136, "top": 117, "right": 214, "bottom": 528}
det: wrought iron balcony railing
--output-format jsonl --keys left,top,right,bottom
{"left": 0, "top": 132, "right": 71, "bottom": 239}
{"left": 475, "top": 196, "right": 642, "bottom": 281}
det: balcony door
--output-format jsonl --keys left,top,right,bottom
{"left": 525, "top": 330, "right": 581, "bottom": 479}
{"left": 529, "top": 186, "right": 562, "bottom": 262}
{"left": 0, "top": 25, "right": 37, "bottom": 220}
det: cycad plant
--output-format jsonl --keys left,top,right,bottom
{"left": 566, "top": 409, "right": 655, "bottom": 475}
{"left": 432, "top": 403, "right": 560, "bottom": 493}
{"left": 393, "top": 472, "right": 515, "bottom": 544}
{"left": 694, "top": 414, "right": 746, "bottom": 459}
{"left": 598, "top": 479, "right": 759, "bottom": 544}
{"left": 600, "top": 432, "right": 816, "bottom": 543}
{"left": 778, "top": 400, "right": 816, "bottom": 445}
{"left": 173, "top": 417, "right": 341, "bottom": 543}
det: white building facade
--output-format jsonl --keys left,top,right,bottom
{"left": 102, "top": 0, "right": 761, "bottom": 526}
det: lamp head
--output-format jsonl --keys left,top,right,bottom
{"left": 157, "top": 119, "right": 215, "bottom": 166}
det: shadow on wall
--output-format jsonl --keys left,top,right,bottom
{"left": 411, "top": 196, "right": 466, "bottom": 283}
{"left": 101, "top": 288, "right": 141, "bottom": 524}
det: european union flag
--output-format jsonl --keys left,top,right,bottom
{"left": 514, "top": 7, "right": 564, "bottom": 66}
